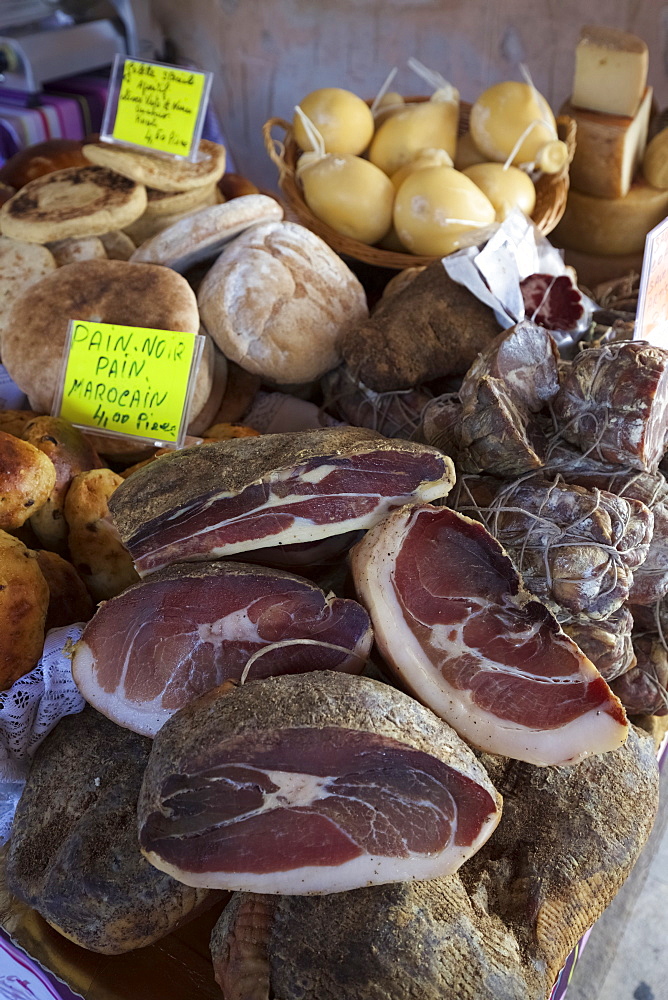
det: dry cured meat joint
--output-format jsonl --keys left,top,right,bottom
{"left": 0, "top": 6, "right": 666, "bottom": 1000}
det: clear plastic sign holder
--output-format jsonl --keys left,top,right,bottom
{"left": 100, "top": 54, "right": 213, "bottom": 162}
{"left": 635, "top": 215, "right": 668, "bottom": 350}
{"left": 52, "top": 321, "right": 206, "bottom": 450}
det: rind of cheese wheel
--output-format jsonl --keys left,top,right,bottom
{"left": 552, "top": 180, "right": 668, "bottom": 256}
{"left": 572, "top": 25, "right": 648, "bottom": 117}
{"left": 561, "top": 88, "right": 652, "bottom": 200}
{"left": 643, "top": 128, "right": 668, "bottom": 190}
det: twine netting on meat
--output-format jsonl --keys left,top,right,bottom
{"left": 452, "top": 473, "right": 643, "bottom": 618}
{"left": 321, "top": 364, "right": 435, "bottom": 441}
{"left": 634, "top": 601, "right": 668, "bottom": 713}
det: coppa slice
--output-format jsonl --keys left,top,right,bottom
{"left": 110, "top": 427, "right": 455, "bottom": 576}
{"left": 351, "top": 504, "right": 628, "bottom": 766}
{"left": 72, "top": 561, "right": 373, "bottom": 737}
{"left": 138, "top": 671, "right": 502, "bottom": 894}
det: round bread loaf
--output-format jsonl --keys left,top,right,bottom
{"left": 83, "top": 139, "right": 226, "bottom": 192}
{"left": 2, "top": 259, "right": 200, "bottom": 413}
{"left": 197, "top": 221, "right": 368, "bottom": 384}
{"left": 0, "top": 165, "right": 147, "bottom": 243}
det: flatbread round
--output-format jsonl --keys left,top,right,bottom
{"left": 0, "top": 166, "right": 147, "bottom": 243}
{"left": 2, "top": 259, "right": 200, "bottom": 413}
{"left": 82, "top": 140, "right": 226, "bottom": 192}
{"left": 144, "top": 181, "right": 220, "bottom": 218}
{"left": 46, "top": 236, "right": 107, "bottom": 266}
{"left": 130, "top": 195, "right": 284, "bottom": 273}
{"left": 0, "top": 237, "right": 55, "bottom": 340}
{"left": 99, "top": 230, "right": 136, "bottom": 260}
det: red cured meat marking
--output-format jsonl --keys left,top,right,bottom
{"left": 392, "top": 507, "right": 626, "bottom": 729}
{"left": 139, "top": 728, "right": 496, "bottom": 874}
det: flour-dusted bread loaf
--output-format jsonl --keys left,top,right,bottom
{"left": 1, "top": 259, "right": 200, "bottom": 413}
{"left": 6, "top": 708, "right": 218, "bottom": 954}
{"left": 197, "top": 221, "right": 368, "bottom": 385}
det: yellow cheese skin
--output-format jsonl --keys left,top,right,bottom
{"left": 552, "top": 180, "right": 668, "bottom": 256}
{"left": 643, "top": 128, "right": 668, "bottom": 190}
{"left": 562, "top": 87, "right": 652, "bottom": 199}
{"left": 572, "top": 25, "right": 648, "bottom": 117}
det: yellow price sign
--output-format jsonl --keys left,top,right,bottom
{"left": 55, "top": 321, "right": 204, "bottom": 447}
{"left": 103, "top": 57, "right": 212, "bottom": 159}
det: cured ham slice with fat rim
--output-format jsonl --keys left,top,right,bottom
{"left": 351, "top": 504, "right": 629, "bottom": 767}
{"left": 72, "top": 561, "right": 373, "bottom": 737}
{"left": 137, "top": 671, "right": 502, "bottom": 894}
{"left": 109, "top": 427, "right": 455, "bottom": 576}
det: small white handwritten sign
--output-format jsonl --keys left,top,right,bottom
{"left": 635, "top": 215, "right": 668, "bottom": 348}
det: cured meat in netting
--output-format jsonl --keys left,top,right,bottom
{"left": 561, "top": 606, "right": 636, "bottom": 682}
{"left": 351, "top": 503, "right": 628, "bottom": 766}
{"left": 321, "top": 365, "right": 432, "bottom": 441}
{"left": 109, "top": 427, "right": 455, "bottom": 576}
{"left": 543, "top": 448, "right": 668, "bottom": 606}
{"left": 450, "top": 475, "right": 653, "bottom": 619}
{"left": 458, "top": 320, "right": 561, "bottom": 414}
{"left": 552, "top": 341, "right": 668, "bottom": 473}
{"left": 137, "top": 671, "right": 502, "bottom": 893}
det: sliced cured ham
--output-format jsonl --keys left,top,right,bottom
{"left": 351, "top": 504, "right": 628, "bottom": 766}
{"left": 72, "top": 561, "right": 372, "bottom": 737}
{"left": 137, "top": 671, "right": 502, "bottom": 893}
{"left": 109, "top": 427, "right": 455, "bottom": 576}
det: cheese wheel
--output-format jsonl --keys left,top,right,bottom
{"left": 299, "top": 153, "right": 394, "bottom": 245}
{"left": 393, "top": 166, "right": 495, "bottom": 256}
{"left": 561, "top": 89, "right": 652, "bottom": 199}
{"left": 463, "top": 163, "right": 536, "bottom": 221}
{"left": 643, "top": 128, "right": 668, "bottom": 190}
{"left": 552, "top": 180, "right": 668, "bottom": 256}
{"left": 293, "top": 89, "right": 374, "bottom": 156}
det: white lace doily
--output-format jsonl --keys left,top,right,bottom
{"left": 0, "top": 624, "right": 85, "bottom": 844}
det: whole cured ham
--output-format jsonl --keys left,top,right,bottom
{"left": 210, "top": 728, "right": 658, "bottom": 1000}
{"left": 552, "top": 341, "right": 668, "bottom": 473}
{"left": 351, "top": 504, "right": 628, "bottom": 765}
{"left": 72, "top": 561, "right": 373, "bottom": 737}
{"left": 6, "top": 709, "right": 217, "bottom": 954}
{"left": 137, "top": 671, "right": 502, "bottom": 893}
{"left": 109, "top": 427, "right": 455, "bottom": 576}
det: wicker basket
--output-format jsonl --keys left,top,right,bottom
{"left": 263, "top": 98, "right": 576, "bottom": 270}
